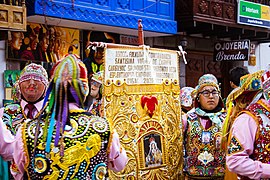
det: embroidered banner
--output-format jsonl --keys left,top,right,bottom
{"left": 103, "top": 44, "right": 183, "bottom": 179}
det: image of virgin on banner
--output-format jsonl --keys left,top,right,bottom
{"left": 144, "top": 134, "right": 163, "bottom": 168}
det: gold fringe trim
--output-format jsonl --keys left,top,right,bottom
{"left": 104, "top": 82, "right": 180, "bottom": 96}
{"left": 69, "top": 109, "right": 86, "bottom": 113}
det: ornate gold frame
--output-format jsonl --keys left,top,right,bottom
{"left": 103, "top": 44, "right": 183, "bottom": 179}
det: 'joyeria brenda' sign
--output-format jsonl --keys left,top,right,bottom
{"left": 213, "top": 39, "right": 250, "bottom": 62}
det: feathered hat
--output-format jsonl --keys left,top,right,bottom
{"left": 225, "top": 70, "right": 264, "bottom": 109}
{"left": 222, "top": 70, "right": 264, "bottom": 150}
{"left": 42, "top": 54, "right": 89, "bottom": 155}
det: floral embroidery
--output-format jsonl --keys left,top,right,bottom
{"left": 198, "top": 151, "right": 214, "bottom": 165}
{"left": 251, "top": 79, "right": 261, "bottom": 90}
{"left": 247, "top": 100, "right": 270, "bottom": 163}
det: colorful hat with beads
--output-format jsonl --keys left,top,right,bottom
{"left": 19, "top": 63, "right": 48, "bottom": 86}
{"left": 180, "top": 87, "right": 195, "bottom": 108}
{"left": 50, "top": 54, "right": 89, "bottom": 102}
{"left": 226, "top": 70, "right": 264, "bottom": 108}
{"left": 192, "top": 74, "right": 220, "bottom": 99}
{"left": 42, "top": 54, "right": 89, "bottom": 155}
{"left": 222, "top": 70, "right": 264, "bottom": 150}
{"left": 91, "top": 71, "right": 103, "bottom": 84}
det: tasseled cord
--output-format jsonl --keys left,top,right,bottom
{"left": 34, "top": 55, "right": 84, "bottom": 157}
{"left": 44, "top": 80, "right": 81, "bottom": 156}
{"left": 33, "top": 81, "right": 54, "bottom": 156}
{"left": 221, "top": 101, "right": 233, "bottom": 150}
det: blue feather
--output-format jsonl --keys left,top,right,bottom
{"left": 45, "top": 104, "right": 56, "bottom": 153}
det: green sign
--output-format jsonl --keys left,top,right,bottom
{"left": 238, "top": 0, "right": 270, "bottom": 28}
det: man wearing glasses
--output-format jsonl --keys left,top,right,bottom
{"left": 182, "top": 74, "right": 226, "bottom": 179}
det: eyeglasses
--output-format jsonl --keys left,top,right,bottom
{"left": 199, "top": 90, "right": 219, "bottom": 97}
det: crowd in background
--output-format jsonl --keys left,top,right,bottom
{"left": 0, "top": 44, "right": 270, "bottom": 179}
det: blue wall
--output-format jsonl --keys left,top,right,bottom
{"left": 27, "top": 0, "right": 177, "bottom": 34}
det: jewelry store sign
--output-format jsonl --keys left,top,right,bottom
{"left": 213, "top": 40, "right": 250, "bottom": 62}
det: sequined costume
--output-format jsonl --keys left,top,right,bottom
{"left": 226, "top": 69, "right": 270, "bottom": 179}
{"left": 19, "top": 111, "right": 111, "bottom": 179}
{"left": 89, "top": 100, "right": 102, "bottom": 116}
{"left": 0, "top": 63, "right": 49, "bottom": 136}
{"left": 0, "top": 63, "right": 49, "bottom": 180}
{"left": 1, "top": 100, "right": 46, "bottom": 135}
{"left": 184, "top": 111, "right": 226, "bottom": 177}
{"left": 2, "top": 103, "right": 22, "bottom": 135}
{"left": 12, "top": 54, "right": 127, "bottom": 179}
{"left": 183, "top": 74, "right": 227, "bottom": 179}
{"left": 227, "top": 99, "right": 270, "bottom": 179}
{"left": 243, "top": 100, "right": 270, "bottom": 163}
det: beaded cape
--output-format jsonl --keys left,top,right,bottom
{"left": 21, "top": 111, "right": 111, "bottom": 179}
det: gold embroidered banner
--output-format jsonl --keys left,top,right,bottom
{"left": 103, "top": 44, "right": 183, "bottom": 179}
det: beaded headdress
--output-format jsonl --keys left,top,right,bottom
{"left": 192, "top": 74, "right": 223, "bottom": 108}
{"left": 91, "top": 71, "right": 103, "bottom": 84}
{"left": 180, "top": 87, "right": 195, "bottom": 108}
{"left": 42, "top": 54, "right": 89, "bottom": 154}
{"left": 19, "top": 63, "right": 48, "bottom": 86}
{"left": 192, "top": 74, "right": 220, "bottom": 99}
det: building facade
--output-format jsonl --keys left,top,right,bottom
{"left": 151, "top": 0, "right": 270, "bottom": 97}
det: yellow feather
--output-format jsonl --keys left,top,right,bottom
{"left": 221, "top": 101, "right": 233, "bottom": 150}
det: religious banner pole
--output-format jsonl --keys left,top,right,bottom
{"left": 138, "top": 19, "right": 144, "bottom": 46}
